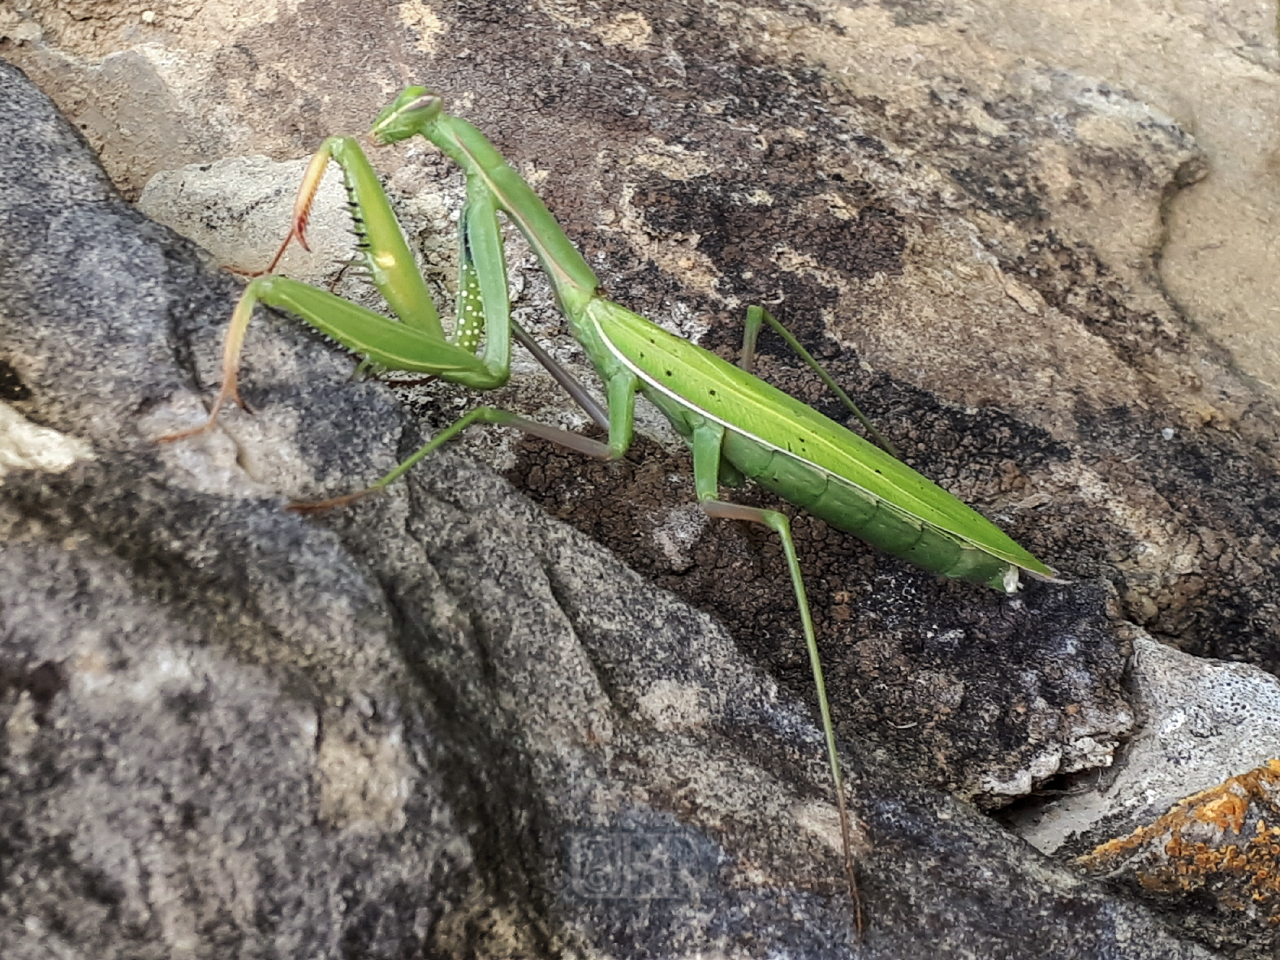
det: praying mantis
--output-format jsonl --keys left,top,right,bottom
{"left": 162, "top": 86, "right": 1059, "bottom": 934}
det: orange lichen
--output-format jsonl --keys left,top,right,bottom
{"left": 1077, "top": 759, "right": 1280, "bottom": 926}
{"left": 1195, "top": 790, "right": 1249, "bottom": 832}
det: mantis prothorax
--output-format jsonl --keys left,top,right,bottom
{"left": 162, "top": 87, "right": 1059, "bottom": 935}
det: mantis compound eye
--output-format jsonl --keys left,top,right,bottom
{"left": 405, "top": 94, "right": 442, "bottom": 114}
{"left": 371, "top": 87, "right": 444, "bottom": 144}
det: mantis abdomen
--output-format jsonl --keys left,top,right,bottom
{"left": 595, "top": 299, "right": 1052, "bottom": 594}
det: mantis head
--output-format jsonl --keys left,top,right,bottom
{"left": 371, "top": 87, "right": 444, "bottom": 146}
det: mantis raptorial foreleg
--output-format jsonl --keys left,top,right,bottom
{"left": 163, "top": 87, "right": 1060, "bottom": 937}
{"left": 161, "top": 132, "right": 512, "bottom": 445}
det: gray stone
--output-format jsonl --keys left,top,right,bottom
{"left": 1017, "top": 632, "right": 1280, "bottom": 857}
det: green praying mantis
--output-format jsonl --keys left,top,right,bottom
{"left": 162, "top": 86, "right": 1059, "bottom": 934}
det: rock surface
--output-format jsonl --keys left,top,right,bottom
{"left": 2, "top": 0, "right": 1280, "bottom": 956}
{"left": 0, "top": 55, "right": 1207, "bottom": 960}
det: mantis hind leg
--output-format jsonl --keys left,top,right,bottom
{"left": 740, "top": 306, "right": 896, "bottom": 457}
{"left": 701, "top": 499, "right": 864, "bottom": 936}
{"left": 688, "top": 420, "right": 864, "bottom": 936}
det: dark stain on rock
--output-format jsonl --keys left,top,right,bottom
{"left": 0, "top": 660, "right": 67, "bottom": 725}
{"left": 637, "top": 176, "right": 906, "bottom": 293}
{"left": 1017, "top": 234, "right": 1191, "bottom": 368}
{"left": 0, "top": 359, "right": 32, "bottom": 401}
